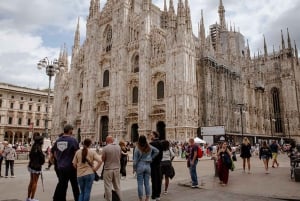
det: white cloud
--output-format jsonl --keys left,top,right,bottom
{"left": 0, "top": 0, "right": 299, "bottom": 88}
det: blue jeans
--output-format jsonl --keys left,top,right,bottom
{"left": 136, "top": 162, "right": 151, "bottom": 199}
{"left": 77, "top": 173, "right": 95, "bottom": 201}
{"left": 189, "top": 159, "right": 198, "bottom": 186}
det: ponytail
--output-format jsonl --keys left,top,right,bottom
{"left": 81, "top": 138, "right": 92, "bottom": 163}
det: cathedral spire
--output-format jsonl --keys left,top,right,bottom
{"left": 295, "top": 40, "right": 299, "bottom": 65}
{"left": 62, "top": 43, "right": 68, "bottom": 68}
{"left": 263, "top": 35, "right": 268, "bottom": 58}
{"left": 177, "top": 0, "right": 185, "bottom": 26}
{"left": 185, "top": 0, "right": 192, "bottom": 31}
{"left": 164, "top": 0, "right": 167, "bottom": 12}
{"left": 247, "top": 39, "right": 251, "bottom": 59}
{"left": 74, "top": 17, "right": 80, "bottom": 49}
{"left": 199, "top": 10, "right": 206, "bottom": 46}
{"left": 168, "top": 0, "right": 176, "bottom": 29}
{"left": 281, "top": 29, "right": 285, "bottom": 50}
{"left": 169, "top": 0, "right": 174, "bottom": 13}
{"left": 287, "top": 28, "right": 292, "bottom": 50}
{"left": 218, "top": 0, "right": 226, "bottom": 30}
{"left": 95, "top": 0, "right": 100, "bottom": 15}
{"left": 161, "top": 0, "right": 168, "bottom": 29}
{"left": 89, "top": 0, "right": 95, "bottom": 20}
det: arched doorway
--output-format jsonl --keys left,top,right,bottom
{"left": 156, "top": 121, "right": 166, "bottom": 140}
{"left": 131, "top": 124, "right": 139, "bottom": 142}
{"left": 4, "top": 131, "right": 13, "bottom": 143}
{"left": 100, "top": 116, "right": 109, "bottom": 143}
{"left": 77, "top": 128, "right": 81, "bottom": 143}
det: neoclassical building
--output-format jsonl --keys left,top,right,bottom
{"left": 52, "top": 0, "right": 300, "bottom": 144}
{"left": 0, "top": 82, "right": 53, "bottom": 144}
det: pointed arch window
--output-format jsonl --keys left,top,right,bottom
{"left": 79, "top": 99, "right": 83, "bottom": 113}
{"left": 132, "top": 87, "right": 138, "bottom": 104}
{"left": 104, "top": 25, "right": 112, "bottom": 53}
{"left": 103, "top": 70, "right": 109, "bottom": 87}
{"left": 157, "top": 81, "right": 164, "bottom": 99}
{"left": 66, "top": 102, "right": 69, "bottom": 116}
{"left": 271, "top": 88, "right": 283, "bottom": 133}
{"left": 133, "top": 55, "right": 139, "bottom": 73}
{"left": 80, "top": 72, "right": 84, "bottom": 88}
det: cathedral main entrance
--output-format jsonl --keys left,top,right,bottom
{"left": 131, "top": 124, "right": 139, "bottom": 142}
{"left": 156, "top": 121, "right": 166, "bottom": 140}
{"left": 100, "top": 116, "right": 109, "bottom": 143}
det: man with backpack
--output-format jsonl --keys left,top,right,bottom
{"left": 187, "top": 138, "right": 199, "bottom": 188}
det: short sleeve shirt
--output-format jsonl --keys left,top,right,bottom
{"left": 52, "top": 135, "right": 79, "bottom": 169}
{"left": 189, "top": 144, "right": 198, "bottom": 160}
{"left": 72, "top": 149, "right": 101, "bottom": 177}
{"left": 102, "top": 143, "right": 121, "bottom": 170}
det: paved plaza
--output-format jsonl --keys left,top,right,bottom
{"left": 0, "top": 153, "right": 299, "bottom": 201}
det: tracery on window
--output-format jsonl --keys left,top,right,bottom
{"left": 104, "top": 25, "right": 112, "bottom": 52}
{"left": 103, "top": 70, "right": 109, "bottom": 87}
{"left": 132, "top": 54, "right": 139, "bottom": 73}
{"left": 271, "top": 88, "right": 282, "bottom": 133}
{"left": 157, "top": 81, "right": 164, "bottom": 99}
{"left": 132, "top": 87, "right": 138, "bottom": 104}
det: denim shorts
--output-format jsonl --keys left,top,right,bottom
{"left": 261, "top": 155, "right": 269, "bottom": 160}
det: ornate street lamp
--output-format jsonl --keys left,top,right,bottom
{"left": 37, "top": 57, "right": 61, "bottom": 138}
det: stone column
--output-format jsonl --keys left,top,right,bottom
{"left": 12, "top": 131, "right": 15, "bottom": 145}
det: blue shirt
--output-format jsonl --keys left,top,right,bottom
{"left": 52, "top": 135, "right": 79, "bottom": 169}
{"left": 133, "top": 145, "right": 159, "bottom": 170}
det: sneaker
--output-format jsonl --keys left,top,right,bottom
{"left": 163, "top": 191, "right": 168, "bottom": 195}
{"left": 156, "top": 198, "right": 160, "bottom": 201}
{"left": 25, "top": 198, "right": 31, "bottom": 201}
{"left": 31, "top": 199, "right": 39, "bottom": 201}
{"left": 5, "top": 176, "right": 8, "bottom": 178}
{"left": 11, "top": 176, "right": 16, "bottom": 178}
{"left": 191, "top": 185, "right": 199, "bottom": 188}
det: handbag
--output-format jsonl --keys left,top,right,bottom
{"left": 94, "top": 172, "right": 100, "bottom": 181}
{"left": 168, "top": 150, "right": 175, "bottom": 179}
{"left": 169, "top": 164, "right": 175, "bottom": 179}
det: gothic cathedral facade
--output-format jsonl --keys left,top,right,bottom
{"left": 52, "top": 0, "right": 300, "bottom": 143}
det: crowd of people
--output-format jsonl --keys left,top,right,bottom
{"left": 0, "top": 126, "right": 297, "bottom": 201}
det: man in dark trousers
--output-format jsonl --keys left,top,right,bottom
{"left": 51, "top": 125, "right": 79, "bottom": 201}
{"left": 149, "top": 131, "right": 163, "bottom": 201}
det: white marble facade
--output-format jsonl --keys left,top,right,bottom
{"left": 52, "top": 0, "right": 300, "bottom": 143}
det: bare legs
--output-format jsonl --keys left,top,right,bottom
{"left": 246, "top": 158, "right": 251, "bottom": 173}
{"left": 27, "top": 173, "right": 40, "bottom": 199}
{"left": 164, "top": 175, "right": 169, "bottom": 193}
{"left": 263, "top": 158, "right": 269, "bottom": 173}
{"left": 242, "top": 158, "right": 251, "bottom": 173}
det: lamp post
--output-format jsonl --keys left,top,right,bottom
{"left": 37, "top": 57, "right": 60, "bottom": 138}
{"left": 237, "top": 104, "right": 245, "bottom": 138}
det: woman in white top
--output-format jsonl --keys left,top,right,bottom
{"left": 73, "top": 139, "right": 102, "bottom": 201}
{"left": 160, "top": 140, "right": 175, "bottom": 195}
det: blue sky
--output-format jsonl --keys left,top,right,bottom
{"left": 0, "top": 0, "right": 299, "bottom": 89}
